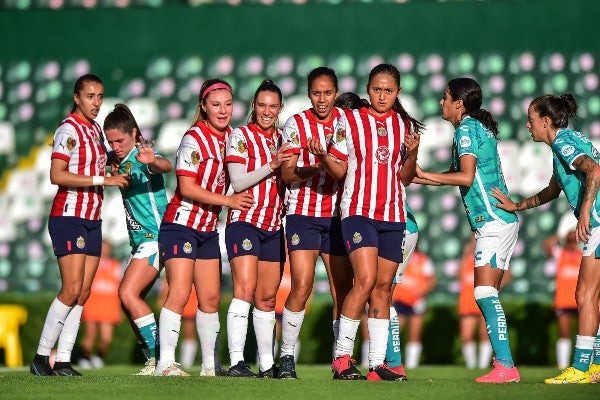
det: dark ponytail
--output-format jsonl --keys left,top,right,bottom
{"left": 103, "top": 103, "right": 144, "bottom": 143}
{"left": 530, "top": 93, "right": 578, "bottom": 129}
{"left": 447, "top": 77, "right": 498, "bottom": 138}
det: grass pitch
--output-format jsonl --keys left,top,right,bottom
{"left": 1, "top": 365, "right": 597, "bottom": 400}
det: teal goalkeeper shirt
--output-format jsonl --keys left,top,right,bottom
{"left": 551, "top": 128, "right": 600, "bottom": 228}
{"left": 452, "top": 116, "right": 518, "bottom": 230}
{"left": 114, "top": 147, "right": 169, "bottom": 248}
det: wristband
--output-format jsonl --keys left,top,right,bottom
{"left": 92, "top": 176, "right": 105, "bottom": 186}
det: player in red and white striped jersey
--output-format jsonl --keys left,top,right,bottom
{"left": 31, "top": 75, "right": 130, "bottom": 377}
{"left": 224, "top": 80, "right": 291, "bottom": 378}
{"left": 317, "top": 64, "right": 421, "bottom": 381}
{"left": 277, "top": 68, "right": 355, "bottom": 379}
{"left": 156, "top": 79, "right": 253, "bottom": 377}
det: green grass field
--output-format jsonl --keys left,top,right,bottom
{"left": 1, "top": 365, "right": 597, "bottom": 400}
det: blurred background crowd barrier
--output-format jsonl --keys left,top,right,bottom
{"left": 0, "top": 0, "right": 598, "bottom": 306}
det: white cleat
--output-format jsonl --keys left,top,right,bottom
{"left": 155, "top": 362, "right": 190, "bottom": 377}
{"left": 134, "top": 358, "right": 156, "bottom": 376}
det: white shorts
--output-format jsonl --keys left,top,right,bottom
{"left": 474, "top": 220, "right": 519, "bottom": 270}
{"left": 394, "top": 231, "right": 419, "bottom": 283}
{"left": 126, "top": 241, "right": 162, "bottom": 271}
{"left": 582, "top": 225, "right": 600, "bottom": 257}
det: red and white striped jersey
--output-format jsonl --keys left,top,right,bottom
{"left": 163, "top": 121, "right": 230, "bottom": 232}
{"left": 225, "top": 124, "right": 284, "bottom": 231}
{"left": 329, "top": 107, "right": 412, "bottom": 222}
{"left": 281, "top": 107, "right": 343, "bottom": 217}
{"left": 50, "top": 113, "right": 107, "bottom": 220}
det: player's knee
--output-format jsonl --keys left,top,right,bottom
{"left": 474, "top": 285, "right": 498, "bottom": 301}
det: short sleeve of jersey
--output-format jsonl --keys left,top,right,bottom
{"left": 329, "top": 114, "right": 349, "bottom": 161}
{"left": 52, "top": 123, "right": 78, "bottom": 162}
{"left": 225, "top": 128, "right": 248, "bottom": 165}
{"left": 175, "top": 133, "right": 201, "bottom": 176}
{"left": 552, "top": 134, "right": 587, "bottom": 171}
{"left": 455, "top": 123, "right": 479, "bottom": 158}
{"left": 282, "top": 116, "right": 301, "bottom": 155}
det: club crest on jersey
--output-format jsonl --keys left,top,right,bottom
{"left": 289, "top": 131, "right": 300, "bottom": 145}
{"left": 93, "top": 134, "right": 101, "bottom": 145}
{"left": 460, "top": 136, "right": 472, "bottom": 148}
{"left": 325, "top": 133, "right": 333, "bottom": 144}
{"left": 291, "top": 233, "right": 300, "bottom": 246}
{"left": 242, "top": 238, "right": 252, "bottom": 251}
{"left": 216, "top": 171, "right": 226, "bottom": 187}
{"left": 376, "top": 121, "right": 387, "bottom": 137}
{"left": 237, "top": 140, "right": 247, "bottom": 154}
{"left": 220, "top": 146, "right": 225, "bottom": 158}
{"left": 66, "top": 137, "right": 77, "bottom": 151}
{"left": 183, "top": 242, "right": 192, "bottom": 254}
{"left": 336, "top": 127, "right": 346, "bottom": 143}
{"left": 352, "top": 232, "right": 362, "bottom": 244}
{"left": 124, "top": 161, "right": 133, "bottom": 175}
{"left": 269, "top": 144, "right": 277, "bottom": 155}
{"left": 190, "top": 150, "right": 200, "bottom": 165}
{"left": 375, "top": 146, "right": 390, "bottom": 164}
{"left": 76, "top": 236, "right": 85, "bottom": 249}
{"left": 561, "top": 145, "right": 575, "bottom": 157}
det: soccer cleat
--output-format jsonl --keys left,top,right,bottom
{"left": 134, "top": 358, "right": 156, "bottom": 376}
{"left": 475, "top": 360, "right": 520, "bottom": 383}
{"left": 154, "top": 362, "right": 190, "bottom": 377}
{"left": 200, "top": 363, "right": 228, "bottom": 377}
{"left": 331, "top": 354, "right": 363, "bottom": 380}
{"left": 258, "top": 364, "right": 278, "bottom": 378}
{"left": 53, "top": 362, "right": 83, "bottom": 376}
{"left": 278, "top": 355, "right": 298, "bottom": 379}
{"left": 389, "top": 364, "right": 407, "bottom": 380}
{"left": 30, "top": 354, "right": 57, "bottom": 376}
{"left": 544, "top": 366, "right": 590, "bottom": 384}
{"left": 589, "top": 363, "right": 600, "bottom": 383}
{"left": 366, "top": 364, "right": 407, "bottom": 381}
{"left": 228, "top": 361, "right": 257, "bottom": 377}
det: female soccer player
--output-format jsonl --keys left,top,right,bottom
{"left": 492, "top": 93, "right": 600, "bottom": 384}
{"left": 317, "top": 63, "right": 420, "bottom": 381}
{"left": 156, "top": 79, "right": 253, "bottom": 377}
{"left": 277, "top": 68, "right": 354, "bottom": 379}
{"left": 417, "top": 77, "right": 520, "bottom": 383}
{"left": 225, "top": 79, "right": 291, "bottom": 378}
{"left": 103, "top": 103, "right": 172, "bottom": 375}
{"left": 30, "top": 74, "right": 130, "bottom": 376}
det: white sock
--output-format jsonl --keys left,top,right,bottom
{"left": 361, "top": 341, "right": 370, "bottom": 368}
{"left": 55, "top": 305, "right": 83, "bottom": 362}
{"left": 37, "top": 298, "right": 72, "bottom": 356}
{"left": 556, "top": 338, "right": 572, "bottom": 370}
{"left": 180, "top": 338, "right": 197, "bottom": 368}
{"left": 335, "top": 315, "right": 360, "bottom": 358}
{"left": 227, "top": 298, "right": 250, "bottom": 366}
{"left": 273, "top": 339, "right": 279, "bottom": 359}
{"left": 280, "top": 308, "right": 305, "bottom": 357}
{"left": 478, "top": 340, "right": 493, "bottom": 369}
{"left": 196, "top": 310, "right": 220, "bottom": 370}
{"left": 405, "top": 341, "right": 422, "bottom": 369}
{"left": 462, "top": 342, "right": 477, "bottom": 369}
{"left": 253, "top": 308, "right": 276, "bottom": 372}
{"left": 368, "top": 318, "right": 389, "bottom": 369}
{"left": 158, "top": 307, "right": 182, "bottom": 367}
{"left": 332, "top": 319, "right": 340, "bottom": 358}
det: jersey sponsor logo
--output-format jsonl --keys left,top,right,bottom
{"left": 190, "top": 150, "right": 200, "bottom": 165}
{"left": 76, "top": 236, "right": 86, "bottom": 249}
{"left": 291, "top": 233, "right": 300, "bottom": 246}
{"left": 66, "top": 136, "right": 77, "bottom": 151}
{"left": 237, "top": 140, "right": 247, "bottom": 154}
{"left": 352, "top": 232, "right": 362, "bottom": 244}
{"left": 183, "top": 241, "right": 192, "bottom": 254}
{"left": 460, "top": 136, "right": 472, "bottom": 148}
{"left": 242, "top": 238, "right": 252, "bottom": 250}
{"left": 561, "top": 145, "right": 575, "bottom": 157}
{"left": 375, "top": 146, "right": 390, "bottom": 164}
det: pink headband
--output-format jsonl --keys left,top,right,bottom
{"left": 201, "top": 83, "right": 232, "bottom": 100}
